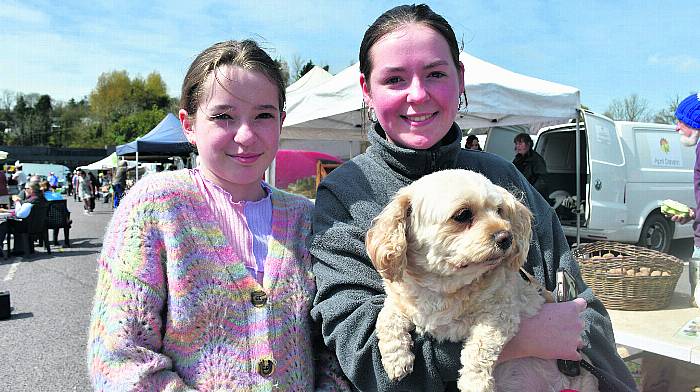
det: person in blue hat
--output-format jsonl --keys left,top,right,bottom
{"left": 667, "top": 92, "right": 700, "bottom": 307}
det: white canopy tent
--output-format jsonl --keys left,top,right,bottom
{"left": 286, "top": 66, "right": 333, "bottom": 99}
{"left": 78, "top": 152, "right": 136, "bottom": 171}
{"left": 280, "top": 66, "right": 354, "bottom": 156}
{"left": 281, "top": 53, "right": 585, "bottom": 242}
{"left": 457, "top": 52, "right": 579, "bottom": 131}
{"left": 283, "top": 52, "right": 580, "bottom": 142}
{"left": 282, "top": 64, "right": 366, "bottom": 159}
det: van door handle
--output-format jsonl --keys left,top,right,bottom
{"left": 594, "top": 179, "right": 602, "bottom": 191}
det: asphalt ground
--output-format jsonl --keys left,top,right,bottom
{"left": 0, "top": 195, "right": 111, "bottom": 391}
{"left": 0, "top": 195, "right": 695, "bottom": 391}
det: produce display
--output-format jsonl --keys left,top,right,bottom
{"left": 588, "top": 253, "right": 671, "bottom": 277}
{"left": 660, "top": 199, "right": 691, "bottom": 218}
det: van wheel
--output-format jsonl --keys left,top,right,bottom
{"left": 638, "top": 213, "right": 673, "bottom": 253}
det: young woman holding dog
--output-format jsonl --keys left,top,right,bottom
{"left": 87, "top": 40, "right": 349, "bottom": 391}
{"left": 309, "top": 4, "right": 636, "bottom": 391}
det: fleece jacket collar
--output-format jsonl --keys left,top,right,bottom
{"left": 365, "top": 122, "right": 462, "bottom": 182}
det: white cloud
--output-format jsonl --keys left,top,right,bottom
{"left": 648, "top": 53, "right": 700, "bottom": 72}
{"left": 0, "top": 2, "right": 48, "bottom": 24}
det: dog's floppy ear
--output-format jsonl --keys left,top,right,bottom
{"left": 500, "top": 189, "right": 533, "bottom": 270}
{"left": 366, "top": 190, "right": 412, "bottom": 282}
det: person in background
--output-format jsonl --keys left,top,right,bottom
{"left": 72, "top": 170, "right": 80, "bottom": 201}
{"left": 513, "top": 132, "right": 548, "bottom": 198}
{"left": 12, "top": 174, "right": 41, "bottom": 204}
{"left": 666, "top": 92, "right": 700, "bottom": 308}
{"left": 47, "top": 171, "right": 59, "bottom": 190}
{"left": 65, "top": 172, "right": 73, "bottom": 197}
{"left": 111, "top": 160, "right": 129, "bottom": 208}
{"left": 0, "top": 164, "right": 9, "bottom": 208}
{"left": 12, "top": 162, "right": 26, "bottom": 194}
{"left": 87, "top": 39, "right": 349, "bottom": 391}
{"left": 98, "top": 172, "right": 111, "bottom": 204}
{"left": 0, "top": 181, "right": 45, "bottom": 219}
{"left": 0, "top": 181, "right": 48, "bottom": 252}
{"left": 41, "top": 180, "right": 63, "bottom": 201}
{"left": 309, "top": 4, "right": 636, "bottom": 391}
{"left": 77, "top": 170, "right": 94, "bottom": 215}
{"left": 464, "top": 134, "right": 482, "bottom": 150}
{"left": 87, "top": 172, "right": 98, "bottom": 211}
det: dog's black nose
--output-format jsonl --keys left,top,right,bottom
{"left": 494, "top": 231, "right": 512, "bottom": 250}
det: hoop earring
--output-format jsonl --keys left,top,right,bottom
{"left": 458, "top": 93, "right": 468, "bottom": 110}
{"left": 368, "top": 107, "right": 378, "bottom": 123}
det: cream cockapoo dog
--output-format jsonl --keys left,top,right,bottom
{"left": 366, "top": 169, "right": 598, "bottom": 392}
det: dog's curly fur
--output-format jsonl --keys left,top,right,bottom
{"left": 366, "top": 169, "right": 598, "bottom": 392}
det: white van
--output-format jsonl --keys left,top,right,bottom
{"left": 530, "top": 111, "right": 693, "bottom": 253}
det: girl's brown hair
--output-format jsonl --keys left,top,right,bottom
{"left": 180, "top": 40, "right": 286, "bottom": 115}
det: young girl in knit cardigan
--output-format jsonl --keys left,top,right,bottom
{"left": 87, "top": 40, "right": 349, "bottom": 391}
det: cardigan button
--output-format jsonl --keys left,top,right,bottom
{"left": 257, "top": 358, "right": 276, "bottom": 377}
{"left": 251, "top": 290, "right": 267, "bottom": 307}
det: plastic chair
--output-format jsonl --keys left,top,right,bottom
{"left": 45, "top": 199, "right": 71, "bottom": 247}
{"left": 9, "top": 204, "right": 50, "bottom": 256}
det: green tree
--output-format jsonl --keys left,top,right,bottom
{"left": 6, "top": 95, "right": 30, "bottom": 145}
{"left": 89, "top": 70, "right": 171, "bottom": 124}
{"left": 134, "top": 72, "right": 170, "bottom": 111}
{"left": 33, "top": 94, "right": 53, "bottom": 145}
{"left": 89, "top": 70, "right": 133, "bottom": 123}
{"left": 69, "top": 121, "right": 106, "bottom": 148}
{"left": 274, "top": 58, "right": 290, "bottom": 87}
{"left": 296, "top": 60, "right": 315, "bottom": 81}
{"left": 145, "top": 72, "right": 168, "bottom": 97}
{"left": 107, "top": 107, "right": 167, "bottom": 145}
{"left": 54, "top": 98, "right": 91, "bottom": 147}
{"left": 293, "top": 60, "right": 331, "bottom": 82}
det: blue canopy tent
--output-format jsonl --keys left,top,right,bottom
{"left": 116, "top": 113, "right": 193, "bottom": 179}
{"left": 116, "top": 113, "right": 191, "bottom": 156}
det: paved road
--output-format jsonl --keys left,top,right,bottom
{"left": 0, "top": 195, "right": 695, "bottom": 391}
{"left": 0, "top": 196, "right": 112, "bottom": 391}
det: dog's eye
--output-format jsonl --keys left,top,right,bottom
{"left": 452, "top": 208, "right": 473, "bottom": 224}
{"left": 497, "top": 206, "right": 504, "bottom": 216}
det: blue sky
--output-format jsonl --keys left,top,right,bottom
{"left": 2, "top": 0, "right": 699, "bottom": 115}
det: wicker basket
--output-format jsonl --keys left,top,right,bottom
{"left": 572, "top": 242, "right": 683, "bottom": 311}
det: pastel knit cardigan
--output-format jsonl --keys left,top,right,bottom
{"left": 87, "top": 170, "right": 349, "bottom": 391}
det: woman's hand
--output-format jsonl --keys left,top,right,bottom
{"left": 498, "top": 298, "right": 587, "bottom": 362}
{"left": 669, "top": 208, "right": 695, "bottom": 225}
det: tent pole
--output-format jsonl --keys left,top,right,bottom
{"left": 575, "top": 109, "right": 581, "bottom": 247}
{"left": 266, "top": 158, "right": 276, "bottom": 188}
{"left": 136, "top": 151, "right": 139, "bottom": 181}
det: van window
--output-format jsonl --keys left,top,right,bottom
{"left": 537, "top": 130, "right": 576, "bottom": 173}
{"left": 587, "top": 116, "right": 624, "bottom": 166}
{"left": 484, "top": 125, "right": 530, "bottom": 161}
{"left": 633, "top": 128, "right": 691, "bottom": 169}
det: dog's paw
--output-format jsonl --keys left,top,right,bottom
{"left": 457, "top": 373, "right": 495, "bottom": 392}
{"left": 381, "top": 351, "right": 415, "bottom": 381}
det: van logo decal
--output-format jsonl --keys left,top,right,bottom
{"left": 647, "top": 134, "right": 683, "bottom": 168}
